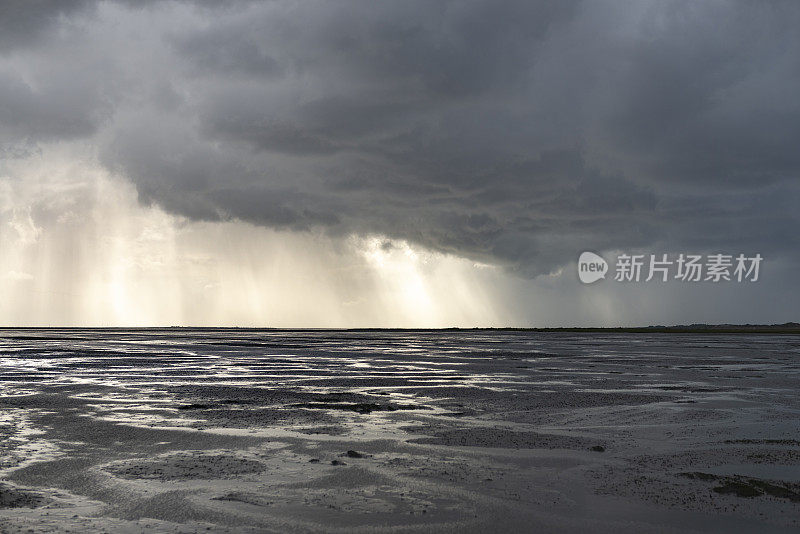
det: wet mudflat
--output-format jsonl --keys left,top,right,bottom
{"left": 0, "top": 329, "right": 798, "bottom": 533}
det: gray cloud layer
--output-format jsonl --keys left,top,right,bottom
{"left": 1, "top": 0, "right": 798, "bottom": 276}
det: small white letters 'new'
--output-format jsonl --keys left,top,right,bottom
{"left": 578, "top": 252, "right": 608, "bottom": 284}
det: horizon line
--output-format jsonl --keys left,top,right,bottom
{"left": 0, "top": 323, "right": 798, "bottom": 334}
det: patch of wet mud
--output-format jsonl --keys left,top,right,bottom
{"left": 292, "top": 402, "right": 429, "bottom": 414}
{"left": 186, "top": 407, "right": 336, "bottom": 429}
{"left": 294, "top": 425, "right": 350, "bottom": 436}
{"left": 406, "top": 426, "right": 598, "bottom": 449}
{"left": 0, "top": 484, "right": 48, "bottom": 508}
{"left": 104, "top": 452, "right": 266, "bottom": 481}
{"left": 681, "top": 472, "right": 800, "bottom": 501}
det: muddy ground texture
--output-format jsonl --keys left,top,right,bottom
{"left": 0, "top": 329, "right": 798, "bottom": 533}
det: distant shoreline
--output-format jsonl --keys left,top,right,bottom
{"left": 0, "top": 324, "right": 798, "bottom": 334}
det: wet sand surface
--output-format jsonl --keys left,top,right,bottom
{"left": 0, "top": 329, "right": 798, "bottom": 533}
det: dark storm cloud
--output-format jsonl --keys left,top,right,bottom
{"left": 3, "top": 0, "right": 799, "bottom": 276}
{"left": 0, "top": 71, "right": 105, "bottom": 141}
{"left": 171, "top": 26, "right": 283, "bottom": 79}
{"left": 596, "top": 3, "right": 800, "bottom": 186}
{"left": 0, "top": 0, "right": 91, "bottom": 51}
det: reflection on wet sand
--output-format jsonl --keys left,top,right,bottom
{"left": 1, "top": 329, "right": 799, "bottom": 532}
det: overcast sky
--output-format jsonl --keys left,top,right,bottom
{"left": 0, "top": 0, "right": 797, "bottom": 327}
